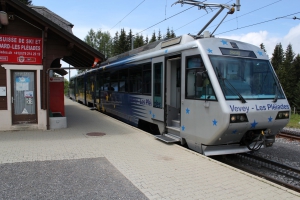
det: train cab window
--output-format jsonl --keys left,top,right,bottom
{"left": 186, "top": 55, "right": 216, "bottom": 100}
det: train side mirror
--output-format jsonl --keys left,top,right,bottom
{"left": 202, "top": 71, "right": 208, "bottom": 79}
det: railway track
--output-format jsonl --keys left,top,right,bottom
{"left": 278, "top": 128, "right": 300, "bottom": 141}
{"left": 217, "top": 153, "right": 300, "bottom": 193}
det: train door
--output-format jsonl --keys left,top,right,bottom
{"left": 152, "top": 57, "right": 165, "bottom": 132}
{"left": 165, "top": 56, "right": 181, "bottom": 137}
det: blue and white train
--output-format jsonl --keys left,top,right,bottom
{"left": 69, "top": 32, "right": 290, "bottom": 156}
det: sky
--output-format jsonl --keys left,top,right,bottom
{"left": 31, "top": 0, "right": 300, "bottom": 79}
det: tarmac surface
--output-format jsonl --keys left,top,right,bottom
{"left": 0, "top": 97, "right": 300, "bottom": 200}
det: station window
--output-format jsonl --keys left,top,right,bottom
{"left": 185, "top": 55, "right": 216, "bottom": 100}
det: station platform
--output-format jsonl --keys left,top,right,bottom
{"left": 0, "top": 97, "right": 299, "bottom": 199}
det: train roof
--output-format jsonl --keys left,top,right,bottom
{"left": 99, "top": 34, "right": 196, "bottom": 67}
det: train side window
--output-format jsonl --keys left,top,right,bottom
{"left": 153, "top": 62, "right": 163, "bottom": 108}
{"left": 119, "top": 69, "right": 128, "bottom": 92}
{"left": 186, "top": 55, "right": 216, "bottom": 100}
{"left": 129, "top": 65, "right": 142, "bottom": 93}
{"left": 143, "top": 63, "right": 151, "bottom": 95}
{"left": 110, "top": 70, "right": 118, "bottom": 92}
{"left": 103, "top": 72, "right": 110, "bottom": 91}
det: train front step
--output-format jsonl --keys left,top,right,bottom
{"left": 155, "top": 133, "right": 181, "bottom": 143}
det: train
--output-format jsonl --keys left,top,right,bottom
{"left": 69, "top": 31, "right": 290, "bottom": 156}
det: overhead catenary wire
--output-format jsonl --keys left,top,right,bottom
{"left": 175, "top": 0, "right": 282, "bottom": 35}
{"left": 109, "top": 0, "right": 146, "bottom": 31}
{"left": 215, "top": 11, "right": 300, "bottom": 35}
{"left": 136, "top": 5, "right": 196, "bottom": 35}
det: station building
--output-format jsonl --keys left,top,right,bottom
{"left": 0, "top": 0, "right": 104, "bottom": 131}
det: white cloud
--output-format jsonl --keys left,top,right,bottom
{"left": 221, "top": 31, "right": 280, "bottom": 58}
{"left": 282, "top": 23, "right": 300, "bottom": 56}
{"left": 220, "top": 24, "right": 300, "bottom": 58}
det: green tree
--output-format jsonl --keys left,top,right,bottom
{"left": 271, "top": 43, "right": 284, "bottom": 71}
{"left": 283, "top": 44, "right": 296, "bottom": 105}
{"left": 112, "top": 31, "right": 120, "bottom": 56}
{"left": 259, "top": 43, "right": 267, "bottom": 53}
{"left": 157, "top": 29, "right": 162, "bottom": 40}
{"left": 165, "top": 27, "right": 171, "bottom": 39}
{"left": 127, "top": 29, "right": 133, "bottom": 50}
{"left": 134, "top": 34, "right": 145, "bottom": 48}
{"left": 84, "top": 29, "right": 97, "bottom": 49}
{"left": 97, "top": 30, "right": 112, "bottom": 59}
{"left": 145, "top": 35, "right": 149, "bottom": 44}
{"left": 119, "top": 29, "right": 128, "bottom": 53}
{"left": 64, "top": 78, "right": 69, "bottom": 96}
{"left": 170, "top": 28, "right": 176, "bottom": 38}
{"left": 19, "top": 0, "right": 32, "bottom": 5}
{"left": 149, "top": 31, "right": 156, "bottom": 43}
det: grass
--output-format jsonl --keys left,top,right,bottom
{"left": 286, "top": 113, "right": 300, "bottom": 129}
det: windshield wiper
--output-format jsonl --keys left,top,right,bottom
{"left": 215, "top": 67, "right": 246, "bottom": 103}
{"left": 223, "top": 78, "right": 247, "bottom": 103}
{"left": 273, "top": 82, "right": 278, "bottom": 103}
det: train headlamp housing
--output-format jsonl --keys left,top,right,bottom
{"left": 275, "top": 111, "right": 289, "bottom": 120}
{"left": 230, "top": 114, "right": 248, "bottom": 123}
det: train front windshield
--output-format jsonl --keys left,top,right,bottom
{"left": 209, "top": 55, "right": 285, "bottom": 100}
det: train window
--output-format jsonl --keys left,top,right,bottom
{"left": 110, "top": 70, "right": 118, "bottom": 92}
{"left": 142, "top": 63, "right": 151, "bottom": 95}
{"left": 119, "top": 69, "right": 128, "bottom": 92}
{"left": 153, "top": 62, "right": 163, "bottom": 108}
{"left": 129, "top": 65, "right": 142, "bottom": 93}
{"left": 186, "top": 55, "right": 216, "bottom": 100}
{"left": 102, "top": 72, "right": 110, "bottom": 91}
{"left": 210, "top": 55, "right": 285, "bottom": 100}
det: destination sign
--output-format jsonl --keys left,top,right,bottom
{"left": 220, "top": 48, "right": 256, "bottom": 58}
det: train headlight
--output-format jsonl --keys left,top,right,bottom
{"left": 230, "top": 115, "right": 236, "bottom": 122}
{"left": 230, "top": 114, "right": 248, "bottom": 123}
{"left": 240, "top": 115, "right": 245, "bottom": 122}
{"left": 275, "top": 111, "right": 290, "bottom": 120}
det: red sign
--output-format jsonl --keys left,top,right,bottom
{"left": 0, "top": 34, "right": 42, "bottom": 64}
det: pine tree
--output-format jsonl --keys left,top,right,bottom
{"left": 127, "top": 29, "right": 133, "bottom": 50}
{"left": 134, "top": 34, "right": 145, "bottom": 48}
{"left": 112, "top": 31, "right": 120, "bottom": 56}
{"left": 170, "top": 28, "right": 176, "bottom": 38}
{"left": 165, "top": 27, "right": 171, "bottom": 39}
{"left": 118, "top": 29, "right": 127, "bottom": 54}
{"left": 285, "top": 43, "right": 295, "bottom": 64}
{"left": 282, "top": 44, "right": 296, "bottom": 105}
{"left": 271, "top": 43, "right": 284, "bottom": 71}
{"left": 145, "top": 35, "right": 149, "bottom": 44}
{"left": 149, "top": 31, "right": 156, "bottom": 43}
{"left": 259, "top": 43, "right": 267, "bottom": 53}
{"left": 157, "top": 29, "right": 162, "bottom": 40}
